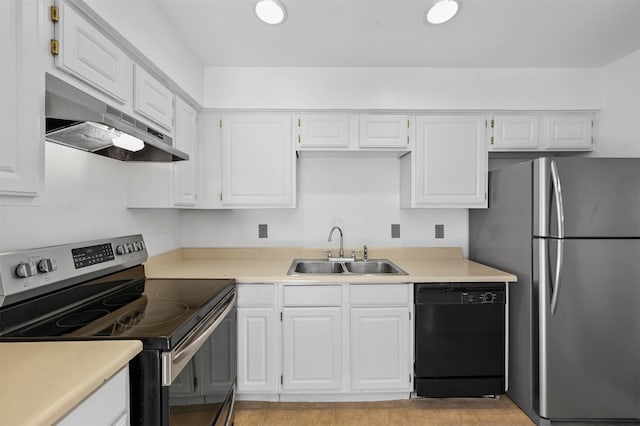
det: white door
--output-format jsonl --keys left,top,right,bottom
{"left": 56, "top": 1, "right": 130, "bottom": 104}
{"left": 350, "top": 307, "right": 410, "bottom": 391}
{"left": 282, "top": 307, "right": 342, "bottom": 392}
{"left": 221, "top": 114, "right": 295, "bottom": 207}
{"left": 237, "top": 308, "right": 277, "bottom": 393}
{"left": 133, "top": 65, "right": 174, "bottom": 130}
{"left": 491, "top": 115, "right": 539, "bottom": 150}
{"left": 413, "top": 115, "right": 487, "bottom": 207}
{"left": 0, "top": 0, "right": 43, "bottom": 198}
{"left": 296, "top": 114, "right": 350, "bottom": 148}
{"left": 542, "top": 114, "right": 593, "bottom": 150}
{"left": 172, "top": 98, "right": 198, "bottom": 206}
{"left": 359, "top": 114, "right": 411, "bottom": 148}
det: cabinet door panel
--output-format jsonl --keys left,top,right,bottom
{"left": 359, "top": 114, "right": 411, "bottom": 148}
{"left": 0, "top": 0, "right": 43, "bottom": 198}
{"left": 297, "top": 114, "right": 350, "bottom": 148}
{"left": 199, "top": 315, "right": 236, "bottom": 396}
{"left": 221, "top": 114, "right": 294, "bottom": 207}
{"left": 543, "top": 114, "right": 593, "bottom": 150}
{"left": 237, "top": 308, "right": 277, "bottom": 393}
{"left": 491, "top": 115, "right": 539, "bottom": 150}
{"left": 351, "top": 308, "right": 410, "bottom": 391}
{"left": 172, "top": 99, "right": 197, "bottom": 206}
{"left": 282, "top": 307, "right": 342, "bottom": 392}
{"left": 413, "top": 115, "right": 487, "bottom": 207}
{"left": 134, "top": 65, "right": 174, "bottom": 130}
{"left": 57, "top": 2, "right": 130, "bottom": 104}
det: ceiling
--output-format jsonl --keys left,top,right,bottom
{"left": 154, "top": 0, "right": 640, "bottom": 68}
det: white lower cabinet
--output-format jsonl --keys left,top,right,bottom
{"left": 350, "top": 307, "right": 411, "bottom": 391}
{"left": 57, "top": 366, "right": 129, "bottom": 426}
{"left": 236, "top": 282, "right": 413, "bottom": 400}
{"left": 237, "top": 308, "right": 278, "bottom": 393}
{"left": 237, "top": 284, "right": 278, "bottom": 396}
{"left": 282, "top": 307, "right": 342, "bottom": 392}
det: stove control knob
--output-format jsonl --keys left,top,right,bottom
{"left": 37, "top": 258, "right": 57, "bottom": 273}
{"left": 15, "top": 262, "right": 37, "bottom": 278}
{"left": 116, "top": 245, "right": 127, "bottom": 255}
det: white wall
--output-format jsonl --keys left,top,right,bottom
{"left": 83, "top": 0, "right": 204, "bottom": 105}
{"left": 203, "top": 67, "right": 601, "bottom": 110}
{"left": 593, "top": 49, "right": 640, "bottom": 157}
{"left": 181, "top": 155, "right": 468, "bottom": 253}
{"left": 0, "top": 143, "right": 182, "bottom": 256}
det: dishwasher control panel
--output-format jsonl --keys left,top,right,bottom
{"left": 462, "top": 290, "right": 504, "bottom": 304}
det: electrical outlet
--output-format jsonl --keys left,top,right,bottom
{"left": 391, "top": 224, "right": 401, "bottom": 238}
{"left": 258, "top": 224, "right": 268, "bottom": 239}
{"left": 435, "top": 224, "right": 445, "bottom": 239}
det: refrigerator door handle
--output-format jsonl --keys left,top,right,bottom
{"left": 550, "top": 160, "right": 565, "bottom": 239}
{"left": 549, "top": 160, "right": 565, "bottom": 314}
{"left": 550, "top": 239, "right": 564, "bottom": 315}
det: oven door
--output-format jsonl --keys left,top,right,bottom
{"left": 167, "top": 291, "right": 237, "bottom": 425}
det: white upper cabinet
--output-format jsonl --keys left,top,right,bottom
{"left": 490, "top": 115, "right": 539, "bottom": 150}
{"left": 55, "top": 1, "right": 130, "bottom": 104}
{"left": 133, "top": 65, "right": 174, "bottom": 130}
{"left": 220, "top": 114, "right": 295, "bottom": 208}
{"left": 172, "top": 98, "right": 198, "bottom": 206}
{"left": 0, "top": 0, "right": 44, "bottom": 199}
{"left": 489, "top": 112, "right": 593, "bottom": 151}
{"left": 402, "top": 115, "right": 487, "bottom": 208}
{"left": 542, "top": 113, "right": 593, "bottom": 150}
{"left": 296, "top": 114, "right": 351, "bottom": 149}
{"left": 359, "top": 114, "right": 412, "bottom": 149}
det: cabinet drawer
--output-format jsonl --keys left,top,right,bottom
{"left": 283, "top": 285, "right": 342, "bottom": 306}
{"left": 350, "top": 284, "right": 409, "bottom": 306}
{"left": 237, "top": 284, "right": 275, "bottom": 307}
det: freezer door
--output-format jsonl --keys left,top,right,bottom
{"left": 534, "top": 158, "right": 640, "bottom": 238}
{"left": 536, "top": 238, "right": 640, "bottom": 420}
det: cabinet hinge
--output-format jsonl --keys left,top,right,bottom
{"left": 50, "top": 5, "right": 59, "bottom": 22}
{"left": 407, "top": 135, "right": 410, "bottom": 145}
{"left": 280, "top": 312, "right": 283, "bottom": 321}
{"left": 297, "top": 118, "right": 301, "bottom": 127}
{"left": 50, "top": 39, "right": 59, "bottom": 56}
{"left": 491, "top": 119, "right": 495, "bottom": 128}
{"left": 220, "top": 192, "right": 223, "bottom": 201}
{"left": 297, "top": 134, "right": 301, "bottom": 144}
{"left": 490, "top": 136, "right": 494, "bottom": 145}
{"left": 409, "top": 374, "right": 412, "bottom": 383}
{"left": 409, "top": 311, "right": 411, "bottom": 321}
{"left": 193, "top": 376, "right": 198, "bottom": 390}
{"left": 219, "top": 119, "right": 222, "bottom": 128}
{"left": 280, "top": 375, "right": 283, "bottom": 385}
{"left": 407, "top": 119, "right": 410, "bottom": 128}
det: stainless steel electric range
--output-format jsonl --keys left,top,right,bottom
{"left": 0, "top": 235, "right": 236, "bottom": 426}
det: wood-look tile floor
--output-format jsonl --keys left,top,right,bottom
{"left": 171, "top": 396, "right": 535, "bottom": 425}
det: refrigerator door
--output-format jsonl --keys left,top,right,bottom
{"left": 536, "top": 238, "right": 640, "bottom": 420}
{"left": 534, "top": 158, "right": 640, "bottom": 238}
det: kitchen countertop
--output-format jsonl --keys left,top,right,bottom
{"left": 144, "top": 247, "right": 517, "bottom": 283}
{"left": 0, "top": 340, "right": 142, "bottom": 426}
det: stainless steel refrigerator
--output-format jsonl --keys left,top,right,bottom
{"left": 469, "top": 157, "right": 640, "bottom": 424}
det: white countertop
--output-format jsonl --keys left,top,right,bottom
{"left": 0, "top": 340, "right": 142, "bottom": 426}
{"left": 144, "top": 247, "right": 517, "bottom": 283}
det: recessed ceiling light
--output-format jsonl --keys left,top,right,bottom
{"left": 425, "top": 0, "right": 459, "bottom": 25}
{"left": 255, "top": 0, "right": 287, "bottom": 25}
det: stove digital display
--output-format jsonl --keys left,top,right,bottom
{"left": 72, "top": 244, "right": 115, "bottom": 269}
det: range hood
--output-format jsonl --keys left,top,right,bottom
{"left": 45, "top": 74, "right": 188, "bottom": 162}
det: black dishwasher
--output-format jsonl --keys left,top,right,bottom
{"left": 414, "top": 283, "right": 505, "bottom": 397}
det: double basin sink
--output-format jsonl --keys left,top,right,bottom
{"left": 287, "top": 259, "right": 408, "bottom": 275}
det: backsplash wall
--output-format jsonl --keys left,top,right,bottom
{"left": 181, "top": 155, "right": 469, "bottom": 255}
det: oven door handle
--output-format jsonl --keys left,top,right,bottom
{"left": 162, "top": 291, "right": 236, "bottom": 386}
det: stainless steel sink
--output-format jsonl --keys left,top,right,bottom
{"left": 287, "top": 259, "right": 407, "bottom": 275}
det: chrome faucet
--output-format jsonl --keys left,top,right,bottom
{"left": 328, "top": 226, "right": 344, "bottom": 259}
